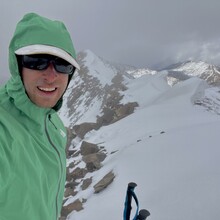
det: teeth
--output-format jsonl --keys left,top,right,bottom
{"left": 38, "top": 87, "right": 56, "bottom": 92}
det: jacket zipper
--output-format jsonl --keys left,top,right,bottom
{"left": 45, "top": 114, "right": 63, "bottom": 220}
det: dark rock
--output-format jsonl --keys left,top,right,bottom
{"left": 64, "top": 187, "right": 77, "bottom": 197}
{"left": 115, "top": 102, "right": 138, "bottom": 120}
{"left": 73, "top": 122, "right": 99, "bottom": 139}
{"left": 81, "top": 177, "right": 92, "bottom": 190}
{"left": 65, "top": 181, "right": 79, "bottom": 189}
{"left": 61, "top": 199, "right": 83, "bottom": 217}
{"left": 86, "top": 161, "right": 101, "bottom": 172}
{"left": 82, "top": 152, "right": 107, "bottom": 172}
{"left": 80, "top": 141, "right": 99, "bottom": 155}
{"left": 94, "top": 171, "right": 115, "bottom": 193}
{"left": 69, "top": 167, "right": 88, "bottom": 180}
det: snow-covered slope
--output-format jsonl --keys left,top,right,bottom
{"left": 59, "top": 51, "right": 220, "bottom": 220}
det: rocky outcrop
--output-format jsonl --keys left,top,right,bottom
{"left": 73, "top": 123, "right": 99, "bottom": 139}
{"left": 60, "top": 140, "right": 109, "bottom": 219}
{"left": 72, "top": 102, "right": 138, "bottom": 139}
{"left": 61, "top": 199, "right": 84, "bottom": 218}
{"left": 60, "top": 100, "right": 138, "bottom": 219}
{"left": 94, "top": 171, "right": 115, "bottom": 193}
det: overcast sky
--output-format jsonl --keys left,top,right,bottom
{"left": 1, "top": 0, "right": 220, "bottom": 84}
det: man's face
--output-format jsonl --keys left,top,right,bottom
{"left": 22, "top": 63, "right": 69, "bottom": 108}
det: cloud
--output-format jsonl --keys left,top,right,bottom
{"left": 171, "top": 40, "right": 220, "bottom": 66}
{"left": 1, "top": 0, "right": 220, "bottom": 83}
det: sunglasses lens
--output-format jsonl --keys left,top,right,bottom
{"left": 54, "top": 58, "right": 75, "bottom": 74}
{"left": 22, "top": 55, "right": 48, "bottom": 70}
{"left": 21, "top": 55, "right": 75, "bottom": 74}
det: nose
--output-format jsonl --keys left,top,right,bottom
{"left": 42, "top": 63, "right": 58, "bottom": 82}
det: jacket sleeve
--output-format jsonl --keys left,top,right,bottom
{"left": 0, "top": 122, "right": 14, "bottom": 196}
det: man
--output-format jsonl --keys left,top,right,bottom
{"left": 0, "top": 13, "right": 80, "bottom": 220}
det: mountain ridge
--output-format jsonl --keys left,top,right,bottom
{"left": 58, "top": 50, "right": 220, "bottom": 220}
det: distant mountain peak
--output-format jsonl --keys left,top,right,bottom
{"left": 164, "top": 60, "right": 220, "bottom": 86}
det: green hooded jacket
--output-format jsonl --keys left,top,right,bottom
{"left": 0, "top": 13, "right": 77, "bottom": 220}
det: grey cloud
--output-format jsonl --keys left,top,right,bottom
{"left": 1, "top": 0, "right": 220, "bottom": 83}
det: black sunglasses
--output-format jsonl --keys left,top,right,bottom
{"left": 21, "top": 54, "right": 75, "bottom": 75}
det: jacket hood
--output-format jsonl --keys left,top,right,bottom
{"left": 8, "top": 12, "right": 78, "bottom": 111}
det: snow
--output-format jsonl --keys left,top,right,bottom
{"left": 82, "top": 49, "right": 117, "bottom": 87}
{"left": 60, "top": 60, "right": 220, "bottom": 220}
{"left": 172, "top": 60, "right": 218, "bottom": 78}
{"left": 173, "top": 61, "right": 209, "bottom": 75}
{"left": 127, "top": 68, "right": 157, "bottom": 78}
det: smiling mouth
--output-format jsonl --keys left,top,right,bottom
{"left": 37, "top": 87, "right": 57, "bottom": 92}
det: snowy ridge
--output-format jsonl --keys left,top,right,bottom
{"left": 59, "top": 50, "right": 220, "bottom": 220}
{"left": 127, "top": 68, "right": 157, "bottom": 78}
{"left": 172, "top": 60, "right": 214, "bottom": 77}
{"left": 165, "top": 60, "right": 220, "bottom": 86}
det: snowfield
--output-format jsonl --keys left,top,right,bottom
{"left": 59, "top": 52, "right": 220, "bottom": 220}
